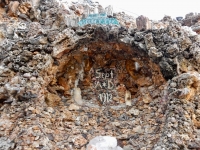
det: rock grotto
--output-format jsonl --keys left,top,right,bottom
{"left": 0, "top": 0, "right": 200, "bottom": 149}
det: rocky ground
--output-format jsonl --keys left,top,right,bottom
{"left": 0, "top": 0, "right": 200, "bottom": 150}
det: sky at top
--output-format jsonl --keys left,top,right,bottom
{"left": 57, "top": 0, "right": 200, "bottom": 21}
{"left": 95, "top": 0, "right": 200, "bottom": 20}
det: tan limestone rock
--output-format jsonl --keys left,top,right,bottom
{"left": 73, "top": 87, "right": 83, "bottom": 105}
{"left": 18, "top": 2, "right": 32, "bottom": 15}
{"left": 45, "top": 92, "right": 61, "bottom": 106}
{"left": 69, "top": 104, "right": 80, "bottom": 110}
{"left": 136, "top": 77, "right": 153, "bottom": 87}
{"left": 7, "top": 1, "right": 20, "bottom": 17}
{"left": 63, "top": 110, "right": 74, "bottom": 121}
{"left": 143, "top": 93, "right": 152, "bottom": 104}
{"left": 125, "top": 90, "right": 131, "bottom": 106}
{"left": 192, "top": 114, "right": 200, "bottom": 129}
{"left": 144, "top": 33, "right": 156, "bottom": 50}
{"left": 73, "top": 135, "right": 87, "bottom": 148}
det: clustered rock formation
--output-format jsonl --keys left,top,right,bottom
{"left": 181, "top": 12, "right": 200, "bottom": 34}
{"left": 0, "top": 0, "right": 200, "bottom": 150}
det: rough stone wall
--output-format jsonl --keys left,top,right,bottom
{"left": 0, "top": 0, "right": 200, "bottom": 150}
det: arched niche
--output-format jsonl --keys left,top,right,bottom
{"left": 50, "top": 40, "right": 166, "bottom": 107}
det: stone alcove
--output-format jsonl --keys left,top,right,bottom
{"left": 49, "top": 39, "right": 166, "bottom": 107}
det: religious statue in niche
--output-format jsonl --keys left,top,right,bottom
{"left": 92, "top": 68, "right": 116, "bottom": 104}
